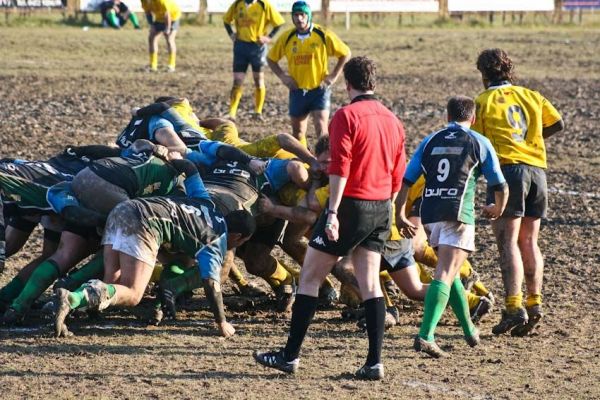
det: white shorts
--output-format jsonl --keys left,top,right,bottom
{"left": 425, "top": 221, "right": 475, "bottom": 252}
{"left": 102, "top": 202, "right": 158, "bottom": 266}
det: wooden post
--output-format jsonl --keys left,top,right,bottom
{"left": 321, "top": 0, "right": 329, "bottom": 25}
{"left": 438, "top": 0, "right": 448, "bottom": 19}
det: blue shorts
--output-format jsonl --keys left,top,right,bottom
{"left": 381, "top": 238, "right": 416, "bottom": 272}
{"left": 289, "top": 87, "right": 331, "bottom": 117}
{"left": 264, "top": 159, "right": 291, "bottom": 193}
{"left": 153, "top": 19, "right": 180, "bottom": 32}
{"left": 233, "top": 40, "right": 267, "bottom": 73}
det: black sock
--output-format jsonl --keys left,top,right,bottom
{"left": 363, "top": 297, "right": 385, "bottom": 366}
{"left": 283, "top": 294, "right": 318, "bottom": 361}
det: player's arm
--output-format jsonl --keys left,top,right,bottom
{"left": 542, "top": 119, "right": 565, "bottom": 139}
{"left": 154, "top": 125, "right": 188, "bottom": 155}
{"left": 478, "top": 135, "right": 509, "bottom": 219}
{"left": 64, "top": 144, "right": 122, "bottom": 160}
{"left": 267, "top": 59, "right": 298, "bottom": 90}
{"left": 322, "top": 51, "right": 351, "bottom": 89}
{"left": 259, "top": 195, "right": 318, "bottom": 225}
{"left": 276, "top": 133, "right": 319, "bottom": 170}
{"left": 135, "top": 101, "right": 172, "bottom": 117}
{"left": 224, "top": 23, "right": 236, "bottom": 41}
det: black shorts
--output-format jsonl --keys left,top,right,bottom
{"left": 233, "top": 40, "right": 267, "bottom": 73}
{"left": 238, "top": 217, "right": 286, "bottom": 252}
{"left": 380, "top": 238, "right": 415, "bottom": 272}
{"left": 309, "top": 197, "right": 391, "bottom": 257}
{"left": 487, "top": 164, "right": 547, "bottom": 218}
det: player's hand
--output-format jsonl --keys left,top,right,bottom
{"left": 482, "top": 203, "right": 502, "bottom": 220}
{"left": 218, "top": 321, "right": 236, "bottom": 337}
{"left": 281, "top": 75, "right": 298, "bottom": 91}
{"left": 320, "top": 77, "right": 333, "bottom": 91}
{"left": 257, "top": 35, "right": 271, "bottom": 44}
{"left": 258, "top": 195, "right": 274, "bottom": 214}
{"left": 152, "top": 144, "right": 169, "bottom": 159}
{"left": 325, "top": 213, "right": 339, "bottom": 242}
{"left": 396, "top": 213, "right": 417, "bottom": 238}
{"left": 249, "top": 159, "right": 267, "bottom": 175}
{"left": 229, "top": 32, "right": 237, "bottom": 42}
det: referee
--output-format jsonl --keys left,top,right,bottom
{"left": 254, "top": 56, "right": 406, "bottom": 380}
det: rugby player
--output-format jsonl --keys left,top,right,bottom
{"left": 267, "top": 1, "right": 350, "bottom": 144}
{"left": 99, "top": 0, "right": 140, "bottom": 29}
{"left": 141, "top": 0, "right": 181, "bottom": 72}
{"left": 223, "top": 0, "right": 285, "bottom": 120}
{"left": 473, "top": 49, "right": 564, "bottom": 336}
{"left": 55, "top": 159, "right": 256, "bottom": 337}
{"left": 396, "top": 96, "right": 508, "bottom": 358}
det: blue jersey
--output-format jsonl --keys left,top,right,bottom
{"left": 404, "top": 122, "right": 505, "bottom": 225}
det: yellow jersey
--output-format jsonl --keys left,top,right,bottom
{"left": 473, "top": 83, "right": 561, "bottom": 168}
{"left": 267, "top": 24, "right": 350, "bottom": 90}
{"left": 142, "top": 0, "right": 181, "bottom": 22}
{"left": 223, "top": 0, "right": 285, "bottom": 43}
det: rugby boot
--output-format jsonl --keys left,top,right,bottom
{"left": 275, "top": 282, "right": 295, "bottom": 313}
{"left": 234, "top": 281, "right": 268, "bottom": 298}
{"left": 1, "top": 307, "right": 25, "bottom": 326}
{"left": 492, "top": 307, "right": 528, "bottom": 335}
{"left": 253, "top": 349, "right": 299, "bottom": 374}
{"left": 413, "top": 335, "right": 448, "bottom": 358}
{"left": 383, "top": 278, "right": 401, "bottom": 300}
{"left": 355, "top": 363, "right": 385, "bottom": 380}
{"left": 358, "top": 308, "right": 397, "bottom": 331}
{"left": 159, "top": 285, "right": 178, "bottom": 320}
{"left": 470, "top": 296, "right": 493, "bottom": 324}
{"left": 511, "top": 304, "right": 544, "bottom": 337}
{"left": 54, "top": 288, "right": 73, "bottom": 338}
{"left": 251, "top": 113, "right": 265, "bottom": 121}
{"left": 318, "top": 284, "right": 338, "bottom": 308}
{"left": 465, "top": 327, "right": 481, "bottom": 348}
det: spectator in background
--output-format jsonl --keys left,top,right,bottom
{"left": 100, "top": 0, "right": 140, "bottom": 29}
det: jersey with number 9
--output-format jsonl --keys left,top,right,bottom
{"left": 472, "top": 83, "right": 561, "bottom": 169}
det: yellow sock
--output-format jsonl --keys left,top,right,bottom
{"left": 472, "top": 280, "right": 490, "bottom": 297}
{"left": 420, "top": 243, "right": 438, "bottom": 268}
{"left": 229, "top": 85, "right": 243, "bottom": 118}
{"left": 459, "top": 259, "right": 473, "bottom": 279}
{"left": 380, "top": 270, "right": 393, "bottom": 283}
{"left": 229, "top": 266, "right": 248, "bottom": 287}
{"left": 150, "top": 264, "right": 164, "bottom": 283}
{"left": 381, "top": 277, "right": 394, "bottom": 307}
{"left": 168, "top": 52, "right": 176, "bottom": 69}
{"left": 149, "top": 52, "right": 158, "bottom": 70}
{"left": 416, "top": 262, "right": 433, "bottom": 283}
{"left": 266, "top": 261, "right": 293, "bottom": 289}
{"left": 279, "top": 260, "right": 300, "bottom": 281}
{"left": 505, "top": 293, "right": 523, "bottom": 313}
{"left": 525, "top": 293, "right": 542, "bottom": 308}
{"left": 254, "top": 86, "right": 266, "bottom": 114}
{"left": 466, "top": 291, "right": 481, "bottom": 310}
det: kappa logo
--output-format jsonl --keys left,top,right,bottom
{"left": 312, "top": 236, "right": 325, "bottom": 246}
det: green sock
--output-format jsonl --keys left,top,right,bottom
{"left": 448, "top": 277, "right": 476, "bottom": 337}
{"left": 106, "top": 10, "right": 119, "bottom": 28}
{"left": 129, "top": 12, "right": 140, "bottom": 28}
{"left": 164, "top": 267, "right": 201, "bottom": 297}
{"left": 419, "top": 279, "right": 450, "bottom": 342}
{"left": 0, "top": 277, "right": 25, "bottom": 304}
{"left": 62, "top": 255, "right": 104, "bottom": 291}
{"left": 11, "top": 260, "right": 60, "bottom": 313}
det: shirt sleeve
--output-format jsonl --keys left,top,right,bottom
{"left": 327, "top": 110, "right": 353, "bottom": 177}
{"left": 184, "top": 174, "right": 211, "bottom": 200}
{"left": 267, "top": 33, "right": 286, "bottom": 62}
{"left": 223, "top": 2, "right": 236, "bottom": 25}
{"left": 475, "top": 132, "right": 506, "bottom": 187}
{"left": 325, "top": 30, "right": 350, "bottom": 58}
{"left": 403, "top": 136, "right": 430, "bottom": 184}
{"left": 390, "top": 123, "right": 406, "bottom": 193}
{"left": 540, "top": 94, "right": 562, "bottom": 128}
{"left": 268, "top": 4, "right": 285, "bottom": 27}
{"left": 196, "top": 233, "right": 227, "bottom": 282}
{"left": 148, "top": 116, "right": 174, "bottom": 141}
{"left": 471, "top": 96, "right": 485, "bottom": 134}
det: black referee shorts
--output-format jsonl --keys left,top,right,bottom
{"left": 309, "top": 197, "right": 391, "bottom": 257}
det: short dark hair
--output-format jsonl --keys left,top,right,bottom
{"left": 476, "top": 48, "right": 515, "bottom": 83}
{"left": 447, "top": 96, "right": 475, "bottom": 122}
{"left": 225, "top": 210, "right": 256, "bottom": 238}
{"left": 343, "top": 56, "right": 376, "bottom": 92}
{"left": 314, "top": 135, "right": 330, "bottom": 156}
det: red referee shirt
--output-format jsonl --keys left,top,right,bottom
{"left": 328, "top": 95, "right": 406, "bottom": 200}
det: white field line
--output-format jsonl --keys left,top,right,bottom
{"left": 403, "top": 379, "right": 493, "bottom": 400}
{"left": 549, "top": 187, "right": 600, "bottom": 199}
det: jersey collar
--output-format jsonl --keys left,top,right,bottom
{"left": 350, "top": 94, "right": 377, "bottom": 104}
{"left": 447, "top": 121, "right": 470, "bottom": 132}
{"left": 487, "top": 80, "right": 512, "bottom": 90}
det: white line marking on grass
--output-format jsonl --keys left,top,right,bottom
{"left": 403, "top": 379, "right": 493, "bottom": 400}
{"left": 549, "top": 188, "right": 600, "bottom": 198}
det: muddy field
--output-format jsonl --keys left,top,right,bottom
{"left": 0, "top": 23, "right": 599, "bottom": 399}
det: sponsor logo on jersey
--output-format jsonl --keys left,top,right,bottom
{"left": 424, "top": 188, "right": 459, "bottom": 198}
{"left": 432, "top": 146, "right": 463, "bottom": 155}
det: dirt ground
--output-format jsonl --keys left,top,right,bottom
{"left": 0, "top": 24, "right": 599, "bottom": 399}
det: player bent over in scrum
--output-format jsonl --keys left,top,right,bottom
{"left": 54, "top": 159, "right": 255, "bottom": 338}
